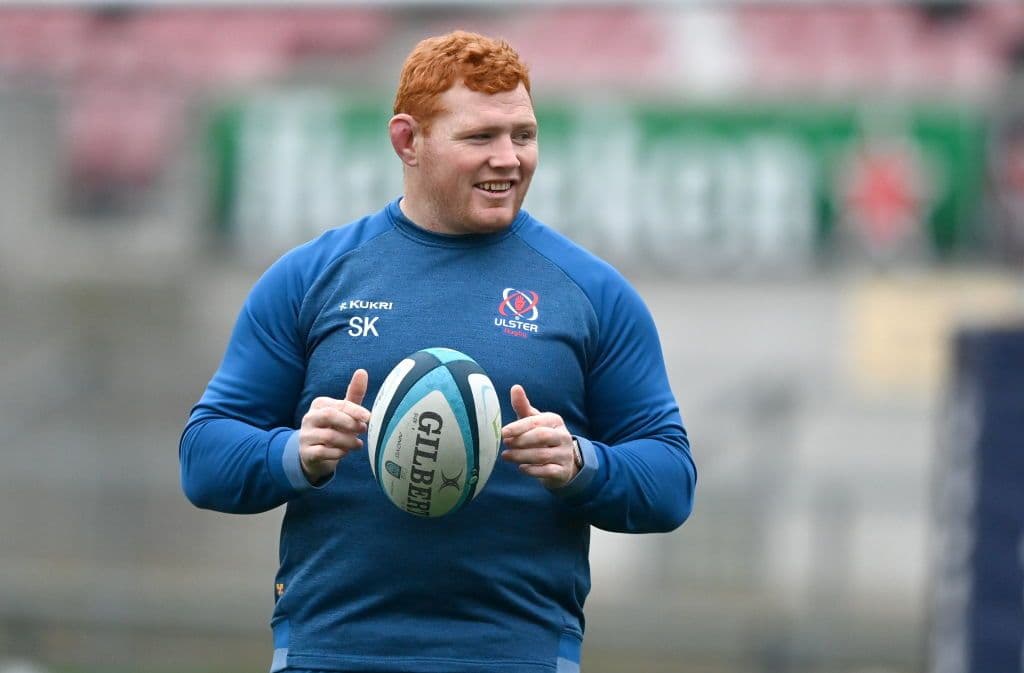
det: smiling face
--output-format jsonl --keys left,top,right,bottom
{"left": 399, "top": 82, "right": 538, "bottom": 235}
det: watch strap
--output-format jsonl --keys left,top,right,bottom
{"left": 571, "top": 437, "right": 584, "bottom": 469}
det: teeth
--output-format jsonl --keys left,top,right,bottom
{"left": 478, "top": 182, "right": 511, "bottom": 192}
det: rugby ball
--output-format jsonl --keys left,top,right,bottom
{"left": 367, "top": 347, "right": 501, "bottom": 517}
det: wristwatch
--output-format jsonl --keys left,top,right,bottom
{"left": 571, "top": 437, "right": 584, "bottom": 470}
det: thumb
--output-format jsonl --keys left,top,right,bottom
{"left": 346, "top": 368, "right": 369, "bottom": 406}
{"left": 510, "top": 384, "right": 539, "bottom": 419}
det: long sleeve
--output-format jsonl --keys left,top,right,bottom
{"left": 556, "top": 277, "right": 696, "bottom": 533}
{"left": 179, "top": 248, "right": 319, "bottom": 514}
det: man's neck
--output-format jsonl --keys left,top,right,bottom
{"left": 399, "top": 194, "right": 458, "bottom": 235}
{"left": 398, "top": 195, "right": 437, "bottom": 233}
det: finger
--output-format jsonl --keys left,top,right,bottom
{"left": 309, "top": 396, "right": 369, "bottom": 424}
{"left": 501, "top": 446, "right": 564, "bottom": 466}
{"left": 502, "top": 413, "right": 563, "bottom": 440}
{"left": 518, "top": 463, "right": 565, "bottom": 481}
{"left": 346, "top": 369, "right": 369, "bottom": 406}
{"left": 304, "top": 429, "right": 364, "bottom": 452}
{"left": 303, "top": 407, "right": 367, "bottom": 435}
{"left": 303, "top": 444, "right": 350, "bottom": 463}
{"left": 341, "top": 400, "right": 371, "bottom": 425}
{"left": 321, "top": 407, "right": 369, "bottom": 435}
{"left": 502, "top": 426, "right": 566, "bottom": 451}
{"left": 308, "top": 397, "right": 369, "bottom": 424}
{"left": 510, "top": 384, "right": 539, "bottom": 420}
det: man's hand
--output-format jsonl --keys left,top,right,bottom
{"left": 298, "top": 369, "right": 370, "bottom": 483}
{"left": 501, "top": 384, "right": 578, "bottom": 489}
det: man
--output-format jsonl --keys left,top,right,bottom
{"left": 180, "top": 30, "right": 696, "bottom": 673}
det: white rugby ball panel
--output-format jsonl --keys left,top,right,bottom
{"left": 366, "top": 356, "right": 416, "bottom": 480}
{"left": 369, "top": 350, "right": 447, "bottom": 481}
{"left": 467, "top": 372, "right": 501, "bottom": 491}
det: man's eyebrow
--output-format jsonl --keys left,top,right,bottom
{"left": 461, "top": 121, "right": 538, "bottom": 134}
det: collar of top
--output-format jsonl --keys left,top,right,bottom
{"left": 387, "top": 197, "right": 527, "bottom": 248}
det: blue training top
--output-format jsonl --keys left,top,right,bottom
{"left": 180, "top": 198, "right": 696, "bottom": 673}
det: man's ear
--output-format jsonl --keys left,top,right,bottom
{"left": 389, "top": 114, "right": 419, "bottom": 166}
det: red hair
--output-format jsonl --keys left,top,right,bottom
{"left": 394, "top": 30, "right": 531, "bottom": 132}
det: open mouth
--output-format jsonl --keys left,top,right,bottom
{"left": 475, "top": 181, "right": 513, "bottom": 196}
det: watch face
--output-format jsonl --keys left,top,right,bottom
{"left": 572, "top": 439, "right": 583, "bottom": 469}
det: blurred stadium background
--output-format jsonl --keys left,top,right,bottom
{"left": 1, "top": 2, "right": 1023, "bottom": 672}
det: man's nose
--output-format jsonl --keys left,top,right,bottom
{"left": 489, "top": 135, "right": 521, "bottom": 169}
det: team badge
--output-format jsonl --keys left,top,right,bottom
{"left": 498, "top": 288, "right": 539, "bottom": 321}
{"left": 495, "top": 288, "right": 541, "bottom": 339}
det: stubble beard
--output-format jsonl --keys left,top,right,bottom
{"left": 423, "top": 179, "right": 521, "bottom": 235}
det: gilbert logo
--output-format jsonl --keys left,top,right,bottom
{"left": 495, "top": 288, "right": 540, "bottom": 338}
